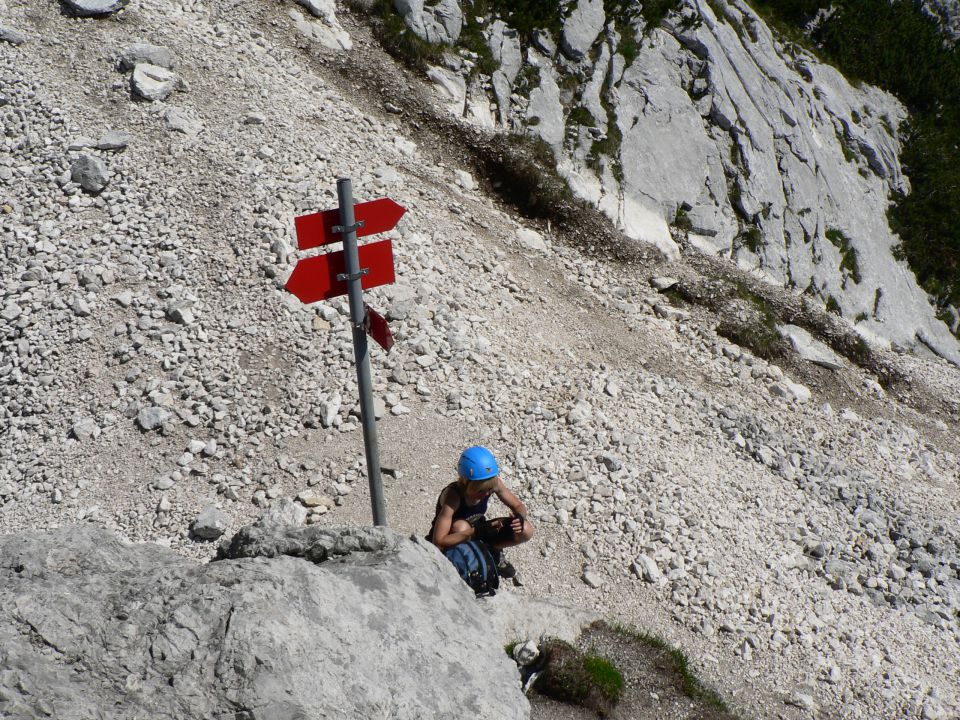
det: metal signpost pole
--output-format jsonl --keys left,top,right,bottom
{"left": 336, "top": 177, "right": 388, "bottom": 527}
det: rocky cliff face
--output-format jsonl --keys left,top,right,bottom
{"left": 0, "top": 524, "right": 528, "bottom": 719}
{"left": 402, "top": 0, "right": 960, "bottom": 364}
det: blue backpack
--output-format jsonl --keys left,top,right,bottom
{"left": 444, "top": 540, "right": 500, "bottom": 597}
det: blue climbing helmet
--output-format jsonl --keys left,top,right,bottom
{"left": 458, "top": 446, "right": 499, "bottom": 481}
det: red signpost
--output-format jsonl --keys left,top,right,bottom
{"left": 285, "top": 181, "right": 405, "bottom": 527}
{"left": 286, "top": 239, "right": 396, "bottom": 304}
{"left": 294, "top": 198, "right": 407, "bottom": 250}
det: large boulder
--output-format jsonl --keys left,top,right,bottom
{"left": 0, "top": 525, "right": 529, "bottom": 719}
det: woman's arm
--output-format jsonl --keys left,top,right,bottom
{"left": 431, "top": 488, "right": 475, "bottom": 550}
{"left": 494, "top": 479, "right": 528, "bottom": 518}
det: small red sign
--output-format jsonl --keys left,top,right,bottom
{"left": 295, "top": 198, "right": 407, "bottom": 250}
{"left": 364, "top": 304, "right": 394, "bottom": 352}
{"left": 286, "top": 240, "right": 396, "bottom": 303}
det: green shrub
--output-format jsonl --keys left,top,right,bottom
{"left": 716, "top": 283, "right": 787, "bottom": 359}
{"left": 736, "top": 225, "right": 763, "bottom": 253}
{"left": 568, "top": 105, "right": 598, "bottom": 127}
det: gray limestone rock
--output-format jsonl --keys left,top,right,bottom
{"left": 0, "top": 526, "right": 528, "bottom": 719}
{"left": 532, "top": 29, "right": 557, "bottom": 57}
{"left": 779, "top": 324, "right": 845, "bottom": 370}
{"left": 131, "top": 63, "right": 180, "bottom": 102}
{"left": 118, "top": 43, "right": 176, "bottom": 71}
{"left": 63, "top": 0, "right": 126, "bottom": 16}
{"left": 488, "top": 20, "right": 521, "bottom": 84}
{"left": 70, "top": 155, "right": 111, "bottom": 193}
{"left": 71, "top": 418, "right": 98, "bottom": 441}
{"left": 136, "top": 406, "right": 170, "bottom": 431}
{"left": 289, "top": 5, "right": 353, "bottom": 51}
{"left": 191, "top": 506, "right": 229, "bottom": 539}
{"left": 258, "top": 497, "right": 308, "bottom": 527}
{"left": 561, "top": 0, "right": 605, "bottom": 60}
{"left": 632, "top": 554, "right": 663, "bottom": 583}
{"left": 96, "top": 130, "right": 130, "bottom": 150}
{"left": 0, "top": 26, "right": 27, "bottom": 45}
{"left": 394, "top": 0, "right": 463, "bottom": 45}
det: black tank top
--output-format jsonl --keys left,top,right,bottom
{"left": 429, "top": 482, "right": 489, "bottom": 541}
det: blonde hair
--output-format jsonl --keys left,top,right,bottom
{"left": 458, "top": 475, "right": 497, "bottom": 494}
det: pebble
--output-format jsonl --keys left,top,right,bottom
{"left": 118, "top": 43, "right": 176, "bottom": 71}
{"left": 582, "top": 570, "right": 602, "bottom": 589}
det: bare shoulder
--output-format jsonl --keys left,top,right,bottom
{"left": 439, "top": 483, "right": 461, "bottom": 510}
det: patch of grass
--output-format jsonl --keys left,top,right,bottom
{"left": 535, "top": 638, "right": 624, "bottom": 716}
{"left": 610, "top": 624, "right": 731, "bottom": 712}
{"left": 674, "top": 207, "right": 693, "bottom": 231}
{"left": 825, "top": 294, "right": 842, "bottom": 315}
{"left": 582, "top": 654, "right": 625, "bottom": 701}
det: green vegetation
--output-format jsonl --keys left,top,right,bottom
{"left": 582, "top": 654, "right": 625, "bottom": 700}
{"left": 825, "top": 228, "right": 862, "bottom": 284}
{"left": 674, "top": 206, "right": 693, "bottom": 231}
{"left": 749, "top": 0, "right": 960, "bottom": 322}
{"left": 568, "top": 105, "right": 598, "bottom": 127}
{"left": 735, "top": 225, "right": 763, "bottom": 253}
{"left": 367, "top": 0, "right": 446, "bottom": 69}
{"left": 717, "top": 281, "right": 787, "bottom": 359}
{"left": 611, "top": 624, "right": 731, "bottom": 711}
{"left": 487, "top": 133, "right": 576, "bottom": 217}
{"left": 535, "top": 638, "right": 624, "bottom": 715}
{"left": 589, "top": 84, "right": 624, "bottom": 181}
{"left": 460, "top": 11, "right": 499, "bottom": 77}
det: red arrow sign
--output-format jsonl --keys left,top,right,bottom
{"left": 286, "top": 239, "right": 396, "bottom": 303}
{"left": 295, "top": 198, "right": 407, "bottom": 250}
{"left": 364, "top": 304, "right": 394, "bottom": 352}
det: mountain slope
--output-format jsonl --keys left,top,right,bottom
{"left": 0, "top": 1, "right": 959, "bottom": 719}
